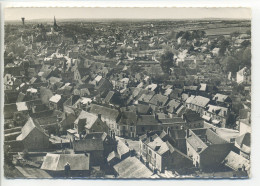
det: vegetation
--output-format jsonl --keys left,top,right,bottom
{"left": 159, "top": 50, "right": 174, "bottom": 74}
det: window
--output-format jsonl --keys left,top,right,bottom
{"left": 154, "top": 153, "right": 156, "bottom": 159}
{"left": 149, "top": 149, "right": 152, "bottom": 155}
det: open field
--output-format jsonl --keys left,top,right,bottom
{"left": 205, "top": 26, "right": 250, "bottom": 36}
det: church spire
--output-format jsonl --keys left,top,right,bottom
{"left": 54, "top": 16, "right": 57, "bottom": 27}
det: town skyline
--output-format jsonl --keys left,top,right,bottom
{"left": 5, "top": 7, "right": 251, "bottom": 21}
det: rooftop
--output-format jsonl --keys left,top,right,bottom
{"left": 41, "top": 153, "right": 90, "bottom": 171}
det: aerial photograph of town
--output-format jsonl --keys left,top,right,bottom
{"left": 3, "top": 7, "right": 251, "bottom": 179}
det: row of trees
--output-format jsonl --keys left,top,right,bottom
{"left": 176, "top": 30, "right": 206, "bottom": 41}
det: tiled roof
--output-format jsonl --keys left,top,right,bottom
{"left": 115, "top": 136, "right": 130, "bottom": 157}
{"left": 16, "top": 117, "right": 47, "bottom": 141}
{"left": 190, "top": 96, "right": 210, "bottom": 108}
{"left": 235, "top": 133, "right": 250, "bottom": 148}
{"left": 213, "top": 93, "right": 229, "bottom": 103}
{"left": 118, "top": 111, "right": 137, "bottom": 126}
{"left": 74, "top": 110, "right": 98, "bottom": 129}
{"left": 73, "top": 138, "right": 104, "bottom": 152}
{"left": 90, "top": 104, "right": 120, "bottom": 121}
{"left": 113, "top": 157, "right": 155, "bottom": 178}
{"left": 136, "top": 115, "right": 159, "bottom": 126}
{"left": 149, "top": 94, "right": 169, "bottom": 106}
{"left": 41, "top": 153, "right": 90, "bottom": 171}
{"left": 183, "top": 110, "right": 203, "bottom": 122}
{"left": 206, "top": 104, "right": 228, "bottom": 117}
{"left": 49, "top": 94, "right": 61, "bottom": 103}
{"left": 223, "top": 151, "right": 250, "bottom": 172}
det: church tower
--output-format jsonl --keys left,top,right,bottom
{"left": 54, "top": 16, "right": 58, "bottom": 30}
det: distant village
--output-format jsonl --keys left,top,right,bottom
{"left": 4, "top": 17, "right": 251, "bottom": 178}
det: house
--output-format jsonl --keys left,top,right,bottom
{"left": 222, "top": 151, "right": 250, "bottom": 176}
{"left": 73, "top": 138, "right": 104, "bottom": 166}
{"left": 74, "top": 68, "right": 90, "bottom": 84}
{"left": 186, "top": 96, "right": 210, "bottom": 115}
{"left": 238, "top": 109, "right": 251, "bottom": 135}
{"left": 49, "top": 94, "right": 65, "bottom": 111}
{"left": 136, "top": 104, "right": 152, "bottom": 115}
{"left": 103, "top": 91, "right": 121, "bottom": 106}
{"left": 107, "top": 135, "right": 131, "bottom": 167}
{"left": 74, "top": 110, "right": 109, "bottom": 135}
{"left": 159, "top": 116, "right": 186, "bottom": 131}
{"left": 16, "top": 117, "right": 49, "bottom": 151}
{"left": 213, "top": 93, "right": 232, "bottom": 107}
{"left": 4, "top": 102, "right": 29, "bottom": 119}
{"left": 182, "top": 110, "right": 204, "bottom": 129}
{"left": 235, "top": 133, "right": 250, "bottom": 160}
{"left": 115, "top": 136, "right": 131, "bottom": 160}
{"left": 89, "top": 104, "right": 120, "bottom": 131}
{"left": 139, "top": 131, "right": 193, "bottom": 172}
{"left": 166, "top": 99, "right": 182, "bottom": 115}
{"left": 145, "top": 83, "right": 158, "bottom": 92}
{"left": 183, "top": 86, "right": 198, "bottom": 95}
{"left": 113, "top": 156, "right": 158, "bottom": 178}
{"left": 169, "top": 88, "right": 183, "bottom": 100}
{"left": 186, "top": 128, "right": 234, "bottom": 171}
{"left": 73, "top": 97, "right": 92, "bottom": 110}
{"left": 41, "top": 153, "right": 90, "bottom": 177}
{"left": 167, "top": 129, "right": 187, "bottom": 153}
{"left": 136, "top": 115, "right": 160, "bottom": 136}
{"left": 149, "top": 94, "right": 169, "bottom": 107}
{"left": 116, "top": 111, "right": 137, "bottom": 138}
{"left": 84, "top": 132, "right": 116, "bottom": 157}
{"left": 236, "top": 67, "right": 250, "bottom": 85}
{"left": 95, "top": 78, "right": 113, "bottom": 97}
{"left": 203, "top": 104, "right": 230, "bottom": 128}
{"left": 107, "top": 151, "right": 120, "bottom": 167}
{"left": 212, "top": 47, "right": 220, "bottom": 56}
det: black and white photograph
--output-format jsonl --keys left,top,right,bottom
{"left": 2, "top": 6, "right": 252, "bottom": 180}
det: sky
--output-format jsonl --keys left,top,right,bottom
{"left": 4, "top": 7, "right": 251, "bottom": 21}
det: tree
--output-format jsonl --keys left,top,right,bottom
{"left": 219, "top": 39, "right": 230, "bottom": 56}
{"left": 182, "top": 31, "right": 191, "bottom": 41}
{"left": 241, "top": 40, "right": 251, "bottom": 48}
{"left": 231, "top": 31, "right": 240, "bottom": 38}
{"left": 241, "top": 47, "right": 251, "bottom": 67}
{"left": 222, "top": 56, "right": 239, "bottom": 74}
{"left": 159, "top": 50, "right": 174, "bottom": 74}
{"left": 176, "top": 31, "right": 184, "bottom": 39}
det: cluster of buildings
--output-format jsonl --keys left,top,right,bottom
{"left": 4, "top": 18, "right": 251, "bottom": 178}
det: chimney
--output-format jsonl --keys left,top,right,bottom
{"left": 186, "top": 129, "right": 190, "bottom": 138}
{"left": 149, "top": 136, "right": 153, "bottom": 142}
{"left": 98, "top": 114, "right": 101, "bottom": 119}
